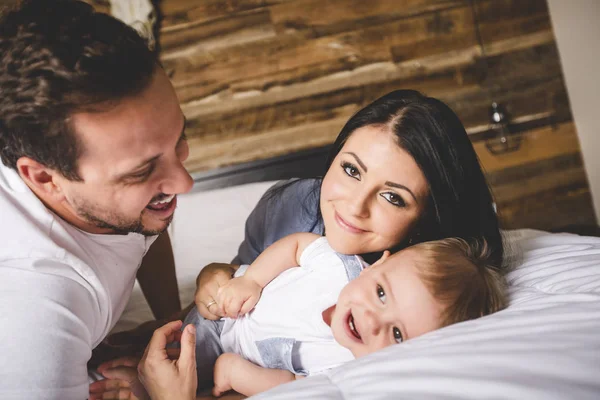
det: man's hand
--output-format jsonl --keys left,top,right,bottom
{"left": 216, "top": 276, "right": 262, "bottom": 318}
{"left": 138, "top": 320, "right": 197, "bottom": 400}
{"left": 195, "top": 263, "right": 238, "bottom": 320}
{"left": 212, "top": 353, "right": 243, "bottom": 397}
{"left": 89, "top": 319, "right": 164, "bottom": 369}
{"left": 89, "top": 357, "right": 147, "bottom": 400}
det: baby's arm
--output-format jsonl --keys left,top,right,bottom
{"left": 217, "top": 232, "right": 320, "bottom": 317}
{"left": 245, "top": 232, "right": 320, "bottom": 287}
{"left": 212, "top": 353, "right": 303, "bottom": 397}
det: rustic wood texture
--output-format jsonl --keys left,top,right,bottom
{"left": 1, "top": 0, "right": 594, "bottom": 230}
{"left": 155, "top": 0, "right": 594, "bottom": 230}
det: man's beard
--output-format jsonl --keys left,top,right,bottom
{"left": 73, "top": 198, "right": 173, "bottom": 236}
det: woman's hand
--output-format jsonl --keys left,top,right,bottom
{"left": 216, "top": 276, "right": 262, "bottom": 318}
{"left": 138, "top": 320, "right": 197, "bottom": 400}
{"left": 195, "top": 263, "right": 238, "bottom": 320}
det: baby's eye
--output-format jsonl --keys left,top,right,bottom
{"left": 342, "top": 162, "right": 360, "bottom": 180}
{"left": 393, "top": 327, "right": 403, "bottom": 344}
{"left": 377, "top": 285, "right": 386, "bottom": 303}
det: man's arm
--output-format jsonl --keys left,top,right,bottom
{"left": 137, "top": 231, "right": 181, "bottom": 319}
{"left": 213, "top": 353, "right": 303, "bottom": 397}
{"left": 0, "top": 265, "right": 97, "bottom": 399}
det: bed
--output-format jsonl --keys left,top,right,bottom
{"left": 112, "top": 160, "right": 600, "bottom": 399}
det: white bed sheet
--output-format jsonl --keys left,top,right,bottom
{"left": 114, "top": 182, "right": 600, "bottom": 399}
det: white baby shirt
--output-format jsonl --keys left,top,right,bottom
{"left": 220, "top": 237, "right": 364, "bottom": 376}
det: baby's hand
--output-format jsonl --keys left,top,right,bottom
{"left": 216, "top": 276, "right": 262, "bottom": 318}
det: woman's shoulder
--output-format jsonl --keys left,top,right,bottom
{"left": 266, "top": 178, "right": 321, "bottom": 203}
{"left": 257, "top": 178, "right": 322, "bottom": 236}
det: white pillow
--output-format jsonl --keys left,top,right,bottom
{"left": 115, "top": 183, "right": 600, "bottom": 400}
{"left": 252, "top": 229, "right": 600, "bottom": 399}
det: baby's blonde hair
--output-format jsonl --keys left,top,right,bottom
{"left": 410, "top": 238, "right": 507, "bottom": 328}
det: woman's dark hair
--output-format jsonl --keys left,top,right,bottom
{"left": 326, "top": 90, "right": 504, "bottom": 267}
{"left": 270, "top": 90, "right": 504, "bottom": 267}
{"left": 0, "top": 0, "right": 157, "bottom": 180}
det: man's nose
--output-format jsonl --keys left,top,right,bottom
{"left": 159, "top": 160, "right": 193, "bottom": 195}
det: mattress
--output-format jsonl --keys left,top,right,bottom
{"left": 113, "top": 181, "right": 600, "bottom": 399}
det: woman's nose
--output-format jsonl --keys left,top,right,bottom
{"left": 348, "top": 189, "right": 370, "bottom": 218}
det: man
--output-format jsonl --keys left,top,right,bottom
{"left": 0, "top": 0, "right": 194, "bottom": 398}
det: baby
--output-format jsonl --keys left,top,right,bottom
{"left": 183, "top": 232, "right": 507, "bottom": 397}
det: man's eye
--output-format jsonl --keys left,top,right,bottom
{"left": 380, "top": 192, "right": 406, "bottom": 208}
{"left": 342, "top": 162, "right": 360, "bottom": 180}
{"left": 377, "top": 284, "right": 386, "bottom": 303}
{"left": 126, "top": 167, "right": 154, "bottom": 183}
{"left": 393, "top": 327, "right": 403, "bottom": 344}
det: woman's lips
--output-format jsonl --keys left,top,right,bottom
{"left": 335, "top": 211, "right": 366, "bottom": 234}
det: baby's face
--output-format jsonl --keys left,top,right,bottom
{"left": 330, "top": 249, "right": 443, "bottom": 358}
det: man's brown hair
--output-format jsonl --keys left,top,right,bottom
{"left": 0, "top": 0, "right": 157, "bottom": 180}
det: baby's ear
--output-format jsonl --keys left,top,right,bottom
{"left": 370, "top": 250, "right": 391, "bottom": 267}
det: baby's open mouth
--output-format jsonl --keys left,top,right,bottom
{"left": 348, "top": 312, "right": 362, "bottom": 340}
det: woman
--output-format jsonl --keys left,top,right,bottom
{"left": 196, "top": 89, "right": 504, "bottom": 320}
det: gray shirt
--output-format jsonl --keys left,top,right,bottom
{"left": 233, "top": 179, "right": 324, "bottom": 265}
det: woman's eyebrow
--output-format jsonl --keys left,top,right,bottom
{"left": 385, "top": 181, "right": 418, "bottom": 203}
{"left": 344, "top": 152, "right": 368, "bottom": 172}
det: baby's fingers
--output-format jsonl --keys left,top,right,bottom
{"left": 239, "top": 295, "right": 259, "bottom": 315}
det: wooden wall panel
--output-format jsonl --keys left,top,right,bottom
{"left": 0, "top": 0, "right": 594, "bottom": 230}
{"left": 157, "top": 0, "right": 594, "bottom": 230}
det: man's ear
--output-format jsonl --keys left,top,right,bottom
{"left": 16, "top": 157, "right": 64, "bottom": 199}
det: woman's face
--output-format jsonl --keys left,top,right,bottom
{"left": 320, "top": 126, "right": 429, "bottom": 255}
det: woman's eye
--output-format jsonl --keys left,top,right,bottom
{"left": 380, "top": 192, "right": 406, "bottom": 208}
{"left": 393, "top": 327, "right": 403, "bottom": 344}
{"left": 342, "top": 162, "right": 360, "bottom": 180}
{"left": 377, "top": 284, "right": 386, "bottom": 303}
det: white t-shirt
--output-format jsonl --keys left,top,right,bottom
{"left": 220, "top": 237, "right": 363, "bottom": 376}
{"left": 0, "top": 164, "right": 156, "bottom": 399}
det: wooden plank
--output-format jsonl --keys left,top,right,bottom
{"left": 269, "top": 0, "right": 465, "bottom": 35}
{"left": 474, "top": 122, "right": 581, "bottom": 174}
{"left": 184, "top": 116, "right": 580, "bottom": 175}
{"left": 165, "top": 0, "right": 551, "bottom": 103}
{"left": 180, "top": 40, "right": 566, "bottom": 145}
{"left": 159, "top": 0, "right": 292, "bottom": 30}
{"left": 160, "top": 9, "right": 276, "bottom": 57}
{"left": 488, "top": 154, "right": 588, "bottom": 203}
{"left": 179, "top": 30, "right": 555, "bottom": 120}
{"left": 184, "top": 117, "right": 348, "bottom": 172}
{"left": 498, "top": 186, "right": 595, "bottom": 230}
